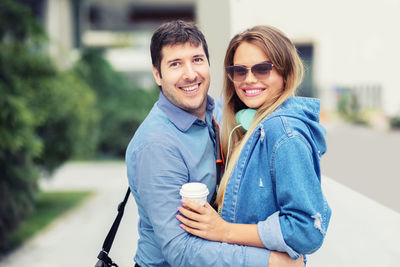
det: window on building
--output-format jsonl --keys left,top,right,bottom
{"left": 296, "top": 44, "right": 315, "bottom": 97}
{"left": 128, "top": 4, "right": 195, "bottom": 25}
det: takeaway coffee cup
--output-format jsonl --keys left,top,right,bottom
{"left": 179, "top": 182, "right": 209, "bottom": 206}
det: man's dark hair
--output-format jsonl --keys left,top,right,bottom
{"left": 150, "top": 20, "right": 210, "bottom": 77}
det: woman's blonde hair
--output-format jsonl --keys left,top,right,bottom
{"left": 216, "top": 25, "right": 304, "bottom": 206}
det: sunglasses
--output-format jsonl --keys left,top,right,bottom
{"left": 225, "top": 62, "right": 274, "bottom": 82}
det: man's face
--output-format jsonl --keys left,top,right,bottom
{"left": 152, "top": 42, "right": 210, "bottom": 120}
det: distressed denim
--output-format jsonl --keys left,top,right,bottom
{"left": 221, "top": 97, "right": 332, "bottom": 259}
{"left": 126, "top": 92, "right": 271, "bottom": 267}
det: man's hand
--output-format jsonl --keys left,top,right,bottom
{"left": 268, "top": 251, "right": 304, "bottom": 267}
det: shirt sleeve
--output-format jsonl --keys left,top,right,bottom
{"left": 257, "top": 134, "right": 331, "bottom": 258}
{"left": 132, "top": 141, "right": 271, "bottom": 267}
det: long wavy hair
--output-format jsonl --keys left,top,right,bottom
{"left": 216, "top": 25, "right": 304, "bottom": 206}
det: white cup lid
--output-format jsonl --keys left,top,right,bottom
{"left": 180, "top": 182, "right": 209, "bottom": 198}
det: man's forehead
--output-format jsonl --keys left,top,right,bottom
{"left": 161, "top": 42, "right": 206, "bottom": 60}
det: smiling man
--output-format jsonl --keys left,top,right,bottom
{"left": 125, "top": 20, "right": 304, "bottom": 267}
{"left": 152, "top": 41, "right": 210, "bottom": 120}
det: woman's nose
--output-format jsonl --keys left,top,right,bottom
{"left": 245, "top": 70, "right": 257, "bottom": 83}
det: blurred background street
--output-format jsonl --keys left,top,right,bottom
{"left": 322, "top": 121, "right": 400, "bottom": 213}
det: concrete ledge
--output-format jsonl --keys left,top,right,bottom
{"left": 308, "top": 176, "right": 400, "bottom": 267}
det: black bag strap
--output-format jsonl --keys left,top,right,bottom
{"left": 96, "top": 187, "right": 130, "bottom": 266}
{"left": 210, "top": 115, "right": 225, "bottom": 208}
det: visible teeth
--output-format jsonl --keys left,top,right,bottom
{"left": 181, "top": 84, "right": 198, "bottom": 91}
{"left": 246, "top": 89, "right": 262, "bottom": 94}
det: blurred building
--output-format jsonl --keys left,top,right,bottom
{"left": 14, "top": 0, "right": 80, "bottom": 69}
{"left": 19, "top": 0, "right": 195, "bottom": 89}
{"left": 21, "top": 0, "right": 400, "bottom": 117}
{"left": 198, "top": 0, "right": 400, "bottom": 117}
{"left": 81, "top": 0, "right": 195, "bottom": 89}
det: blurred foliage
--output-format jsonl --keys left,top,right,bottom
{"left": 32, "top": 70, "right": 98, "bottom": 167}
{"left": 0, "top": 0, "right": 97, "bottom": 253}
{"left": 74, "top": 48, "right": 158, "bottom": 157}
{"left": 389, "top": 116, "right": 400, "bottom": 129}
{"left": 0, "top": 0, "right": 158, "bottom": 253}
{"left": 0, "top": 0, "right": 45, "bottom": 43}
{"left": 336, "top": 87, "right": 368, "bottom": 125}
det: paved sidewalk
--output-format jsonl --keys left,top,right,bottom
{"left": 1, "top": 162, "right": 399, "bottom": 266}
{"left": 0, "top": 162, "right": 138, "bottom": 267}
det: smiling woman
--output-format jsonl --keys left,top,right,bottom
{"left": 177, "top": 25, "right": 331, "bottom": 262}
{"left": 231, "top": 41, "right": 284, "bottom": 109}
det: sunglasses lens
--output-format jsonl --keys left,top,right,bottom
{"left": 252, "top": 63, "right": 272, "bottom": 79}
{"left": 226, "top": 63, "right": 273, "bottom": 82}
{"left": 226, "top": 66, "right": 247, "bottom": 82}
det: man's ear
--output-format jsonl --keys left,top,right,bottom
{"left": 152, "top": 66, "right": 162, "bottom": 86}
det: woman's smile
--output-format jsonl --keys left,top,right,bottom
{"left": 241, "top": 86, "right": 266, "bottom": 97}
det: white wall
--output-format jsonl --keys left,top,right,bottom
{"left": 45, "top": 0, "right": 77, "bottom": 69}
{"left": 198, "top": 0, "right": 400, "bottom": 115}
{"left": 196, "top": 0, "right": 232, "bottom": 99}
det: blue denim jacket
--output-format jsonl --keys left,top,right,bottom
{"left": 221, "top": 97, "right": 331, "bottom": 259}
{"left": 126, "top": 92, "right": 271, "bottom": 266}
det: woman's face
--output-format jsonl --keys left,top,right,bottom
{"left": 232, "top": 42, "right": 284, "bottom": 109}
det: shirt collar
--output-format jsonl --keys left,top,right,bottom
{"left": 157, "top": 91, "right": 215, "bottom": 132}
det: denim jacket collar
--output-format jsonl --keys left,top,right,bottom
{"left": 157, "top": 91, "right": 215, "bottom": 132}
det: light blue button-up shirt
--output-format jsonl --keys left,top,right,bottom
{"left": 126, "top": 92, "right": 270, "bottom": 267}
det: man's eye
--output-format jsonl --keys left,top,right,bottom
{"left": 170, "top": 62, "right": 180, "bottom": 67}
{"left": 194, "top": 58, "right": 204, "bottom": 63}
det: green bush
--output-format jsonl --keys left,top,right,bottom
{"left": 75, "top": 48, "right": 158, "bottom": 157}
{"left": 1, "top": 0, "right": 156, "bottom": 254}
{"left": 390, "top": 116, "right": 400, "bottom": 129}
{"left": 0, "top": 0, "right": 98, "bottom": 253}
{"left": 32, "top": 70, "right": 98, "bottom": 168}
{"left": 336, "top": 87, "right": 367, "bottom": 125}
